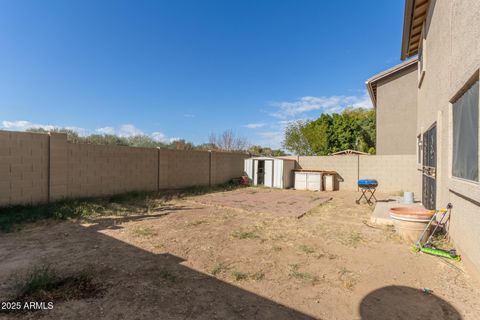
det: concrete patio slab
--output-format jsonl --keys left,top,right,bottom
{"left": 371, "top": 196, "right": 424, "bottom": 226}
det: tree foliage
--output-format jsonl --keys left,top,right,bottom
{"left": 25, "top": 128, "right": 251, "bottom": 152}
{"left": 282, "top": 107, "right": 376, "bottom": 155}
{"left": 247, "top": 145, "right": 287, "bottom": 157}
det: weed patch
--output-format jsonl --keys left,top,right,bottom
{"left": 299, "top": 245, "right": 315, "bottom": 255}
{"left": 132, "top": 227, "right": 157, "bottom": 237}
{"left": 250, "top": 271, "right": 265, "bottom": 281}
{"left": 2, "top": 265, "right": 104, "bottom": 313}
{"left": 231, "top": 230, "right": 259, "bottom": 240}
{"left": 158, "top": 269, "right": 176, "bottom": 282}
{"left": 0, "top": 184, "right": 242, "bottom": 233}
{"left": 337, "top": 268, "right": 356, "bottom": 290}
{"left": 211, "top": 263, "right": 229, "bottom": 276}
{"left": 289, "top": 264, "right": 319, "bottom": 284}
{"left": 187, "top": 220, "right": 208, "bottom": 227}
{"left": 231, "top": 271, "right": 249, "bottom": 281}
{"left": 341, "top": 230, "right": 364, "bottom": 247}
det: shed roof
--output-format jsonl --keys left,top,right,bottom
{"left": 248, "top": 156, "right": 295, "bottom": 162}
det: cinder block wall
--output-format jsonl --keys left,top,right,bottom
{"left": 0, "top": 131, "right": 49, "bottom": 206}
{"left": 297, "top": 156, "right": 359, "bottom": 190}
{"left": 66, "top": 143, "right": 158, "bottom": 198}
{"left": 358, "top": 155, "right": 420, "bottom": 195}
{"left": 0, "top": 130, "right": 248, "bottom": 207}
{"left": 211, "top": 151, "right": 249, "bottom": 185}
{"left": 282, "top": 154, "right": 420, "bottom": 194}
{"left": 158, "top": 149, "right": 211, "bottom": 189}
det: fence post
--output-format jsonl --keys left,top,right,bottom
{"left": 48, "top": 132, "right": 68, "bottom": 202}
{"left": 157, "top": 147, "right": 160, "bottom": 192}
{"left": 208, "top": 150, "right": 212, "bottom": 187}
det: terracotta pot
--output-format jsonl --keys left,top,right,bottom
{"left": 389, "top": 207, "right": 434, "bottom": 243}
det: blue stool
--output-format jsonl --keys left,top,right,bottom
{"left": 356, "top": 179, "right": 378, "bottom": 205}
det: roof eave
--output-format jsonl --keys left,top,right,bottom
{"left": 365, "top": 80, "right": 377, "bottom": 108}
{"left": 401, "top": 0, "right": 415, "bottom": 60}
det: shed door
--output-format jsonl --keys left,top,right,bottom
{"left": 253, "top": 160, "right": 259, "bottom": 185}
{"left": 264, "top": 160, "right": 273, "bottom": 187}
{"left": 273, "top": 159, "right": 284, "bottom": 188}
{"left": 244, "top": 159, "right": 253, "bottom": 183}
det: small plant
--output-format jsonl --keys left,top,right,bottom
{"left": 211, "top": 263, "right": 229, "bottom": 276}
{"left": 299, "top": 245, "right": 315, "bottom": 255}
{"left": 8, "top": 264, "right": 103, "bottom": 307}
{"left": 231, "top": 230, "right": 259, "bottom": 240}
{"left": 342, "top": 230, "right": 364, "bottom": 247}
{"left": 231, "top": 271, "right": 249, "bottom": 281}
{"left": 145, "top": 196, "right": 158, "bottom": 213}
{"left": 250, "top": 271, "right": 265, "bottom": 281}
{"left": 272, "top": 246, "right": 283, "bottom": 252}
{"left": 338, "top": 268, "right": 356, "bottom": 290}
{"left": 188, "top": 220, "right": 208, "bottom": 227}
{"left": 158, "top": 269, "right": 176, "bottom": 282}
{"left": 289, "top": 264, "right": 319, "bottom": 284}
{"left": 132, "top": 226, "right": 157, "bottom": 237}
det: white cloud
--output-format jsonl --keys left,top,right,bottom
{"left": 117, "top": 124, "right": 144, "bottom": 137}
{"left": 95, "top": 126, "right": 115, "bottom": 135}
{"left": 1, "top": 120, "right": 90, "bottom": 136}
{"left": 169, "top": 137, "right": 181, "bottom": 142}
{"left": 96, "top": 124, "right": 145, "bottom": 137}
{"left": 244, "top": 123, "right": 266, "bottom": 129}
{"left": 151, "top": 132, "right": 168, "bottom": 143}
{"left": 269, "top": 92, "right": 372, "bottom": 119}
{"left": 1, "top": 120, "right": 56, "bottom": 131}
{"left": 1, "top": 120, "right": 178, "bottom": 143}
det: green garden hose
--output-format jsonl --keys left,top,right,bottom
{"left": 420, "top": 247, "right": 461, "bottom": 261}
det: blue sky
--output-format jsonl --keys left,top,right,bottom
{"left": 0, "top": 0, "right": 405, "bottom": 148}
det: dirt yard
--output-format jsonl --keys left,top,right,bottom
{"left": 1, "top": 187, "right": 480, "bottom": 319}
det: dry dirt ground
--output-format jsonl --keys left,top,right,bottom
{"left": 1, "top": 188, "right": 480, "bottom": 320}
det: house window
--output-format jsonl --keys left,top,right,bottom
{"left": 452, "top": 80, "right": 479, "bottom": 182}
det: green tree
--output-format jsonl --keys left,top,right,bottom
{"left": 282, "top": 120, "right": 314, "bottom": 156}
{"left": 282, "top": 108, "right": 376, "bottom": 155}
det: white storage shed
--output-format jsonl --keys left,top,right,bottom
{"left": 244, "top": 157, "right": 296, "bottom": 189}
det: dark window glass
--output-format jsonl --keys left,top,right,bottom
{"left": 452, "top": 80, "right": 479, "bottom": 181}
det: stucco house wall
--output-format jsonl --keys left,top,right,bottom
{"left": 415, "top": 0, "right": 480, "bottom": 276}
{"left": 376, "top": 64, "right": 418, "bottom": 155}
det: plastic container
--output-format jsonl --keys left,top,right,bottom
{"left": 403, "top": 192, "right": 414, "bottom": 204}
{"left": 389, "top": 207, "right": 434, "bottom": 243}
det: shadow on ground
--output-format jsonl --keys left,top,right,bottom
{"left": 0, "top": 212, "right": 315, "bottom": 320}
{"left": 359, "top": 285, "right": 462, "bottom": 320}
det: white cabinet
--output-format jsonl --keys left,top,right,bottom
{"left": 294, "top": 172, "right": 307, "bottom": 190}
{"left": 294, "top": 171, "right": 322, "bottom": 191}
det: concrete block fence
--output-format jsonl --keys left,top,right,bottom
{"left": 0, "top": 131, "right": 248, "bottom": 207}
{"left": 281, "top": 154, "right": 421, "bottom": 195}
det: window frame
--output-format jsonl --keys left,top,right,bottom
{"left": 449, "top": 72, "right": 480, "bottom": 187}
